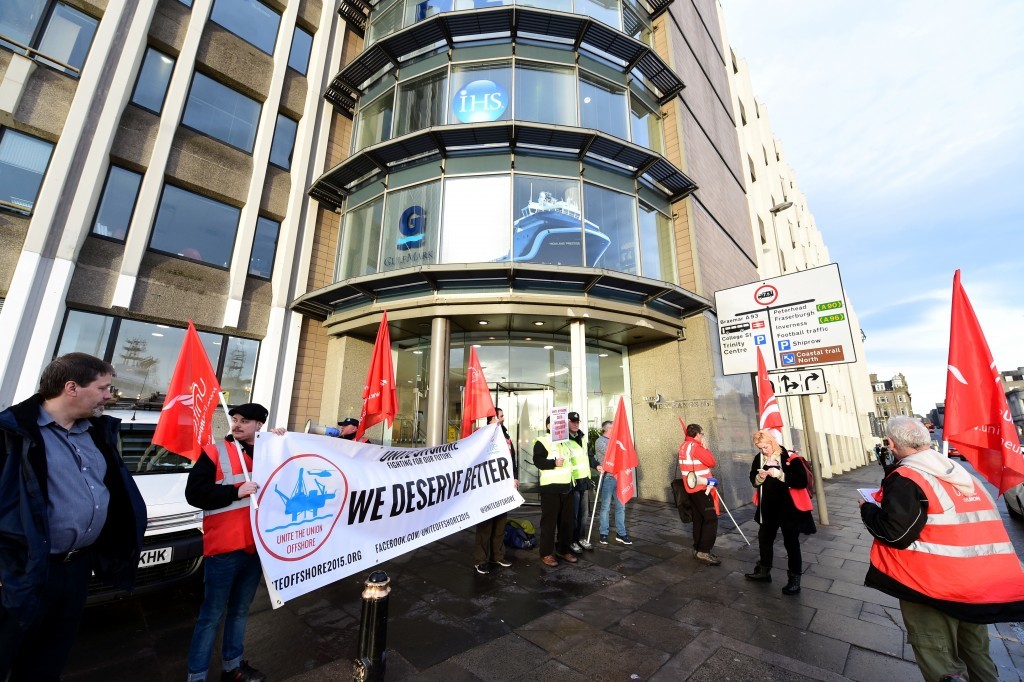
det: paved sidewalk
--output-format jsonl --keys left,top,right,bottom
{"left": 285, "top": 464, "right": 1024, "bottom": 681}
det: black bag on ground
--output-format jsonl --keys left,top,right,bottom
{"left": 671, "top": 479, "right": 692, "bottom": 524}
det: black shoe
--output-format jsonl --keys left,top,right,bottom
{"left": 615, "top": 535, "right": 633, "bottom": 545}
{"left": 782, "top": 571, "right": 801, "bottom": 595}
{"left": 744, "top": 563, "right": 772, "bottom": 582}
{"left": 222, "top": 661, "right": 266, "bottom": 682}
{"left": 475, "top": 562, "right": 491, "bottom": 574}
{"left": 495, "top": 558, "right": 512, "bottom": 568}
{"left": 599, "top": 534, "right": 608, "bottom": 544}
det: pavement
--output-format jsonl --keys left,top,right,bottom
{"left": 283, "top": 463, "right": 1024, "bottom": 681}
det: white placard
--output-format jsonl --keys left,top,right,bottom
{"left": 714, "top": 264, "right": 857, "bottom": 376}
{"left": 250, "top": 424, "right": 522, "bottom": 604}
{"left": 549, "top": 407, "right": 569, "bottom": 444}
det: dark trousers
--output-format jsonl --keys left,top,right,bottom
{"left": 757, "top": 517, "right": 803, "bottom": 574}
{"left": 539, "top": 490, "right": 574, "bottom": 557}
{"left": 687, "top": 490, "right": 718, "bottom": 552}
{"left": 571, "top": 486, "right": 591, "bottom": 543}
{"left": 0, "top": 551, "right": 93, "bottom": 681}
{"left": 473, "top": 512, "right": 507, "bottom": 564}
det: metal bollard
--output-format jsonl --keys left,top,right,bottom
{"left": 352, "top": 570, "right": 390, "bottom": 682}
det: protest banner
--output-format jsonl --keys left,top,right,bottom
{"left": 250, "top": 423, "right": 523, "bottom": 605}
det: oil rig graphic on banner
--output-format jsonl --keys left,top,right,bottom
{"left": 274, "top": 468, "right": 336, "bottom": 522}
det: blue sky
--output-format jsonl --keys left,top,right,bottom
{"left": 719, "top": 0, "right": 1024, "bottom": 413}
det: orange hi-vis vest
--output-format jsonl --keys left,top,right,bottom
{"left": 870, "top": 465, "right": 1024, "bottom": 607}
{"left": 201, "top": 440, "right": 256, "bottom": 557}
{"left": 679, "top": 438, "right": 715, "bottom": 493}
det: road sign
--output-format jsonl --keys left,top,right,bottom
{"left": 766, "top": 368, "right": 828, "bottom": 396}
{"left": 714, "top": 263, "right": 857, "bottom": 375}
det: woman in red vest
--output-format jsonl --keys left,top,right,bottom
{"left": 744, "top": 429, "right": 815, "bottom": 595}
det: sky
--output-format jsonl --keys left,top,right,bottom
{"left": 719, "top": 0, "right": 1024, "bottom": 414}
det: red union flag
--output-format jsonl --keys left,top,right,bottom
{"left": 356, "top": 311, "right": 397, "bottom": 441}
{"left": 152, "top": 321, "right": 221, "bottom": 461}
{"left": 603, "top": 397, "right": 639, "bottom": 505}
{"left": 461, "top": 346, "right": 495, "bottom": 438}
{"left": 757, "top": 346, "right": 784, "bottom": 443}
{"left": 944, "top": 270, "right": 1024, "bottom": 494}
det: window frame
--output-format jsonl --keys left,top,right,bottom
{"left": 248, "top": 215, "right": 280, "bottom": 279}
{"left": 208, "top": 0, "right": 282, "bottom": 56}
{"left": 287, "top": 25, "right": 313, "bottom": 75}
{"left": 268, "top": 113, "right": 299, "bottom": 171}
{"left": 147, "top": 183, "right": 241, "bottom": 269}
{"left": 0, "top": 126, "right": 55, "bottom": 215}
{"left": 180, "top": 71, "right": 262, "bottom": 154}
{"left": 130, "top": 47, "right": 176, "bottom": 115}
{"left": 90, "top": 164, "right": 143, "bottom": 242}
{"left": 2, "top": 1, "right": 100, "bottom": 78}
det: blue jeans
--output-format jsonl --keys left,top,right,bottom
{"left": 187, "top": 550, "right": 263, "bottom": 681}
{"left": 598, "top": 474, "right": 627, "bottom": 536}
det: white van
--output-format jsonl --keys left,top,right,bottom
{"left": 89, "top": 408, "right": 205, "bottom": 603}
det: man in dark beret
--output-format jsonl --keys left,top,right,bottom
{"left": 185, "top": 403, "right": 284, "bottom": 682}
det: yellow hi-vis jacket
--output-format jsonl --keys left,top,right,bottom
{"left": 566, "top": 433, "right": 590, "bottom": 481}
{"left": 534, "top": 434, "right": 573, "bottom": 487}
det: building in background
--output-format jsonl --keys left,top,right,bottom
{"left": 0, "top": 0, "right": 346, "bottom": 421}
{"left": 870, "top": 372, "right": 914, "bottom": 432}
{"left": 1001, "top": 367, "right": 1024, "bottom": 445}
{"left": 289, "top": 0, "right": 770, "bottom": 505}
{"left": 727, "top": 48, "right": 874, "bottom": 473}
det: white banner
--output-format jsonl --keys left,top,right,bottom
{"left": 250, "top": 424, "right": 522, "bottom": 605}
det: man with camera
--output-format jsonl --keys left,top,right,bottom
{"left": 860, "top": 416, "right": 1024, "bottom": 682}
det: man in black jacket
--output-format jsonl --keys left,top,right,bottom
{"left": 0, "top": 353, "right": 146, "bottom": 681}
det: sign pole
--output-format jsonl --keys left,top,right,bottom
{"left": 799, "top": 394, "right": 829, "bottom": 525}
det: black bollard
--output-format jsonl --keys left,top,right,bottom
{"left": 353, "top": 570, "right": 390, "bottom": 682}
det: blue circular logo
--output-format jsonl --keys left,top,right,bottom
{"left": 452, "top": 79, "right": 508, "bottom": 124}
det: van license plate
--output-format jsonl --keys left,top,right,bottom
{"left": 139, "top": 547, "right": 172, "bottom": 567}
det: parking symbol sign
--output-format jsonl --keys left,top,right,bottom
{"left": 781, "top": 353, "right": 796, "bottom": 365}
{"left": 754, "top": 334, "right": 766, "bottom": 345}
{"left": 777, "top": 339, "right": 791, "bottom": 351}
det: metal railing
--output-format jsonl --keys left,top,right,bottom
{"left": 1, "top": 34, "right": 81, "bottom": 76}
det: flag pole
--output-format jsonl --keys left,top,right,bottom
{"left": 715, "top": 490, "right": 750, "bottom": 546}
{"left": 218, "top": 391, "right": 258, "bottom": 510}
{"left": 585, "top": 471, "right": 605, "bottom": 544}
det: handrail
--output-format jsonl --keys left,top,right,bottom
{"left": 0, "top": 198, "right": 34, "bottom": 214}
{"left": 0, "top": 34, "right": 81, "bottom": 75}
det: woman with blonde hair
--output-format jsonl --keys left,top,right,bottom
{"left": 744, "top": 429, "right": 815, "bottom": 595}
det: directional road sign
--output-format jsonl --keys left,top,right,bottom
{"left": 766, "top": 368, "right": 828, "bottom": 397}
{"left": 714, "top": 263, "right": 857, "bottom": 375}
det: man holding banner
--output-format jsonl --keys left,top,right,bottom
{"left": 185, "top": 403, "right": 286, "bottom": 682}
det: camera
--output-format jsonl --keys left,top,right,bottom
{"left": 873, "top": 443, "right": 895, "bottom": 469}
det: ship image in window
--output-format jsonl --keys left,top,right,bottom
{"left": 274, "top": 468, "right": 337, "bottom": 523}
{"left": 500, "top": 188, "right": 610, "bottom": 266}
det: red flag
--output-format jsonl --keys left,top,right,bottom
{"left": 603, "top": 397, "right": 639, "bottom": 505}
{"left": 944, "top": 270, "right": 1023, "bottom": 494}
{"left": 152, "top": 321, "right": 221, "bottom": 462}
{"left": 756, "top": 346, "right": 784, "bottom": 443}
{"left": 461, "top": 346, "right": 495, "bottom": 438}
{"left": 356, "top": 312, "right": 398, "bottom": 441}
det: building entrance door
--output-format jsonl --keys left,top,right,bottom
{"left": 493, "top": 382, "right": 552, "bottom": 504}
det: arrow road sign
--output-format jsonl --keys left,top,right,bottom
{"left": 766, "top": 368, "right": 827, "bottom": 396}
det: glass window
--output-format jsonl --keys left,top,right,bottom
{"left": 111, "top": 320, "right": 221, "bottom": 403}
{"left": 580, "top": 73, "right": 628, "bottom": 140}
{"left": 637, "top": 202, "right": 676, "bottom": 283}
{"left": 630, "top": 97, "right": 664, "bottom": 155}
{"left": 56, "top": 310, "right": 114, "bottom": 358}
{"left": 92, "top": 166, "right": 143, "bottom": 240}
{"left": 131, "top": 47, "right": 175, "bottom": 114}
{"left": 583, "top": 183, "right": 636, "bottom": 274}
{"left": 336, "top": 197, "right": 383, "bottom": 280}
{"left": 287, "top": 26, "right": 313, "bottom": 74}
{"left": 408, "top": 0, "right": 452, "bottom": 24}
{"left": 441, "top": 176, "right": 510, "bottom": 264}
{"left": 514, "top": 63, "right": 575, "bottom": 126}
{"left": 269, "top": 114, "right": 297, "bottom": 169}
{"left": 352, "top": 92, "right": 394, "bottom": 152}
{"left": 177, "top": 0, "right": 194, "bottom": 6}
{"left": 622, "top": 1, "right": 652, "bottom": 46}
{"left": 35, "top": 3, "right": 98, "bottom": 75}
{"left": 518, "top": 0, "right": 570, "bottom": 10}
{"left": 149, "top": 185, "right": 240, "bottom": 268}
{"left": 450, "top": 63, "right": 511, "bottom": 125}
{"left": 0, "top": 0, "right": 46, "bottom": 49}
{"left": 509, "top": 175, "right": 583, "bottom": 267}
{"left": 366, "top": 0, "right": 402, "bottom": 45}
{"left": 182, "top": 73, "right": 261, "bottom": 152}
{"left": 210, "top": 0, "right": 281, "bottom": 54}
{"left": 576, "top": 0, "right": 621, "bottom": 30}
{"left": 380, "top": 181, "right": 441, "bottom": 272}
{"left": 395, "top": 70, "right": 448, "bottom": 138}
{"left": 249, "top": 216, "right": 279, "bottom": 278}
{"left": 220, "top": 336, "right": 258, "bottom": 403}
{"left": 0, "top": 128, "right": 54, "bottom": 213}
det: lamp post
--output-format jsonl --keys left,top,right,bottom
{"left": 767, "top": 200, "right": 829, "bottom": 525}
